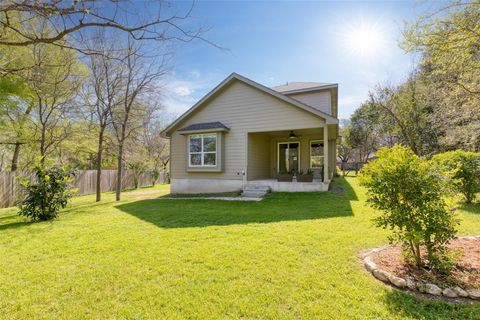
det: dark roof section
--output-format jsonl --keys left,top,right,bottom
{"left": 272, "top": 82, "right": 334, "bottom": 93}
{"left": 178, "top": 121, "right": 229, "bottom": 132}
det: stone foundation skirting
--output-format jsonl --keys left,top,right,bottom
{"left": 170, "top": 178, "right": 243, "bottom": 194}
{"left": 362, "top": 236, "right": 480, "bottom": 301}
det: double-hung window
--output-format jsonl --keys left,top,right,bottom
{"left": 189, "top": 133, "right": 217, "bottom": 167}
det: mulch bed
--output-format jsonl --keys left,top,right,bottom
{"left": 370, "top": 237, "right": 480, "bottom": 289}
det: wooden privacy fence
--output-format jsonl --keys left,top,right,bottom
{"left": 0, "top": 169, "right": 167, "bottom": 209}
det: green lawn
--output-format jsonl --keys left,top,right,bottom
{"left": 0, "top": 178, "right": 479, "bottom": 319}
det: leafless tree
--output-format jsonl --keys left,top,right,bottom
{"left": 142, "top": 119, "right": 170, "bottom": 184}
{"left": 9, "top": 119, "right": 29, "bottom": 171}
{"left": 0, "top": 94, "right": 33, "bottom": 171}
{"left": 0, "top": 146, "right": 7, "bottom": 171}
{"left": 82, "top": 31, "right": 124, "bottom": 201}
{"left": 337, "top": 134, "right": 353, "bottom": 176}
{"left": 28, "top": 43, "right": 82, "bottom": 162}
{"left": 0, "top": 0, "right": 216, "bottom": 75}
{"left": 111, "top": 38, "right": 166, "bottom": 201}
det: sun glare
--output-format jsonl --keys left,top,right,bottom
{"left": 342, "top": 19, "right": 386, "bottom": 59}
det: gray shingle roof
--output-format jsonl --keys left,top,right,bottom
{"left": 178, "top": 121, "right": 229, "bottom": 132}
{"left": 272, "top": 82, "right": 334, "bottom": 93}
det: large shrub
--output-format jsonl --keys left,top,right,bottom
{"left": 431, "top": 150, "right": 480, "bottom": 204}
{"left": 359, "top": 145, "right": 458, "bottom": 272}
{"left": 18, "top": 165, "right": 77, "bottom": 221}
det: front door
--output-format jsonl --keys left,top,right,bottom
{"left": 278, "top": 142, "right": 300, "bottom": 173}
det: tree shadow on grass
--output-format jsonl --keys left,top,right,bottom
{"left": 0, "top": 214, "right": 33, "bottom": 231}
{"left": 115, "top": 177, "right": 358, "bottom": 228}
{"left": 458, "top": 202, "right": 480, "bottom": 215}
{"left": 385, "top": 290, "right": 479, "bottom": 320}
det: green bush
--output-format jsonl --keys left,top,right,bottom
{"left": 431, "top": 150, "right": 480, "bottom": 203}
{"left": 150, "top": 169, "right": 160, "bottom": 186}
{"left": 18, "top": 165, "right": 77, "bottom": 221}
{"left": 359, "top": 145, "right": 458, "bottom": 273}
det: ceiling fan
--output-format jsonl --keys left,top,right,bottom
{"left": 288, "top": 130, "right": 300, "bottom": 140}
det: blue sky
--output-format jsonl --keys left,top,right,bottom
{"left": 162, "top": 1, "right": 435, "bottom": 121}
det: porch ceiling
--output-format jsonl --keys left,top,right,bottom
{"left": 250, "top": 128, "right": 323, "bottom": 137}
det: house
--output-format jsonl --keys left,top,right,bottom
{"left": 161, "top": 73, "right": 339, "bottom": 194}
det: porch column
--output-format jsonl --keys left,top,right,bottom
{"left": 323, "top": 125, "right": 329, "bottom": 182}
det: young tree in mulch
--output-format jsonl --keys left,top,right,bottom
{"left": 18, "top": 164, "right": 77, "bottom": 221}
{"left": 359, "top": 145, "right": 459, "bottom": 273}
{"left": 431, "top": 150, "right": 480, "bottom": 204}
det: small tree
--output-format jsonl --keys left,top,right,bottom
{"left": 18, "top": 164, "right": 76, "bottom": 221}
{"left": 432, "top": 150, "right": 480, "bottom": 204}
{"left": 126, "top": 161, "right": 148, "bottom": 189}
{"left": 338, "top": 125, "right": 353, "bottom": 176}
{"left": 110, "top": 38, "right": 165, "bottom": 201}
{"left": 359, "top": 145, "right": 458, "bottom": 272}
{"left": 150, "top": 169, "right": 160, "bottom": 187}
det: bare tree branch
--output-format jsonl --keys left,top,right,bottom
{"left": 0, "top": 1, "right": 224, "bottom": 51}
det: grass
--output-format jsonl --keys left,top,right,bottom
{"left": 0, "top": 178, "right": 479, "bottom": 319}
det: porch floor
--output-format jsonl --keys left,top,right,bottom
{"left": 246, "top": 179, "right": 330, "bottom": 192}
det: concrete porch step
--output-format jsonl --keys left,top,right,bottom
{"left": 244, "top": 185, "right": 270, "bottom": 192}
{"left": 241, "top": 191, "right": 267, "bottom": 198}
{"left": 241, "top": 184, "right": 270, "bottom": 198}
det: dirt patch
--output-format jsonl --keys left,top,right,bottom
{"left": 370, "top": 238, "right": 480, "bottom": 289}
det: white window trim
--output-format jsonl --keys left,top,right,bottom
{"left": 188, "top": 133, "right": 217, "bottom": 167}
{"left": 310, "top": 140, "right": 324, "bottom": 169}
{"left": 277, "top": 141, "right": 300, "bottom": 173}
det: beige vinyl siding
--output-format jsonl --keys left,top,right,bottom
{"left": 247, "top": 133, "right": 271, "bottom": 180}
{"left": 330, "top": 88, "right": 338, "bottom": 118}
{"left": 287, "top": 90, "right": 332, "bottom": 115}
{"left": 170, "top": 80, "right": 325, "bottom": 180}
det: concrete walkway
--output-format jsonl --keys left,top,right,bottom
{"left": 159, "top": 196, "right": 263, "bottom": 201}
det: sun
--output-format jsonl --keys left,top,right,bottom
{"left": 342, "top": 19, "right": 386, "bottom": 59}
{"left": 347, "top": 26, "right": 382, "bottom": 56}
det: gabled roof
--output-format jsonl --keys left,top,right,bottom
{"left": 178, "top": 121, "right": 230, "bottom": 133}
{"left": 161, "top": 73, "right": 338, "bottom": 137}
{"left": 272, "top": 82, "right": 337, "bottom": 94}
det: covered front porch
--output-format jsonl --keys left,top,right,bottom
{"left": 245, "top": 126, "right": 336, "bottom": 192}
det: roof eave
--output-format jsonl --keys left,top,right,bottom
{"left": 278, "top": 83, "right": 338, "bottom": 95}
{"left": 232, "top": 73, "right": 338, "bottom": 123}
{"left": 160, "top": 73, "right": 238, "bottom": 138}
{"left": 178, "top": 127, "right": 230, "bottom": 135}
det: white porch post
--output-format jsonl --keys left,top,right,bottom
{"left": 323, "top": 125, "right": 329, "bottom": 182}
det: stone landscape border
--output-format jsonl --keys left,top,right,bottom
{"left": 362, "top": 236, "right": 480, "bottom": 301}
